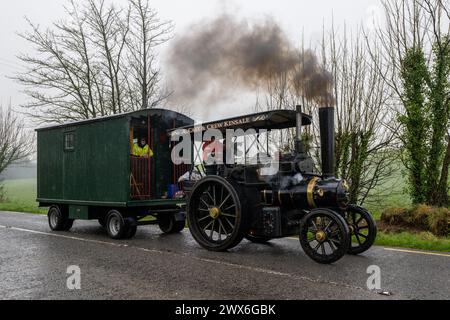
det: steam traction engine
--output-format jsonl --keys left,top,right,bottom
{"left": 174, "top": 106, "right": 376, "bottom": 264}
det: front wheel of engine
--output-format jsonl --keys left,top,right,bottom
{"left": 346, "top": 205, "right": 377, "bottom": 255}
{"left": 187, "top": 176, "right": 245, "bottom": 252}
{"left": 299, "top": 209, "right": 350, "bottom": 264}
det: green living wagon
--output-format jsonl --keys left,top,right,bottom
{"left": 36, "top": 108, "right": 193, "bottom": 239}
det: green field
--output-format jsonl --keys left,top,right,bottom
{"left": 364, "top": 161, "right": 411, "bottom": 220}
{"left": 0, "top": 179, "right": 46, "bottom": 214}
{"left": 0, "top": 177, "right": 449, "bottom": 252}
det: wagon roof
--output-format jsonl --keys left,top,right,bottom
{"left": 168, "top": 109, "right": 312, "bottom": 138}
{"left": 35, "top": 108, "right": 193, "bottom": 132}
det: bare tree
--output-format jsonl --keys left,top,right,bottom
{"left": 127, "top": 0, "right": 173, "bottom": 109}
{"left": 85, "top": 0, "right": 131, "bottom": 115}
{"left": 325, "top": 26, "right": 398, "bottom": 204}
{"left": 370, "top": 0, "right": 450, "bottom": 206}
{"left": 368, "top": 0, "right": 450, "bottom": 108}
{"left": 14, "top": 0, "right": 172, "bottom": 124}
{"left": 0, "top": 105, "right": 33, "bottom": 200}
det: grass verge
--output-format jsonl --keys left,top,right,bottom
{"left": 375, "top": 231, "right": 450, "bottom": 252}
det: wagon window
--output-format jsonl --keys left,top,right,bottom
{"left": 64, "top": 132, "right": 75, "bottom": 151}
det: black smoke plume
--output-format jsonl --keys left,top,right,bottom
{"left": 167, "top": 15, "right": 334, "bottom": 107}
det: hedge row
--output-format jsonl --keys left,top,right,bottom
{"left": 381, "top": 205, "right": 450, "bottom": 237}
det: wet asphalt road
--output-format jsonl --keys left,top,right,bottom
{"left": 0, "top": 211, "right": 449, "bottom": 300}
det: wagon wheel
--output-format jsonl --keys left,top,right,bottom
{"left": 48, "top": 206, "right": 73, "bottom": 231}
{"left": 105, "top": 210, "right": 135, "bottom": 240}
{"left": 187, "top": 176, "right": 246, "bottom": 251}
{"left": 346, "top": 205, "right": 377, "bottom": 255}
{"left": 158, "top": 213, "right": 185, "bottom": 234}
{"left": 98, "top": 216, "right": 107, "bottom": 228}
{"left": 123, "top": 217, "right": 138, "bottom": 239}
{"left": 299, "top": 209, "right": 350, "bottom": 264}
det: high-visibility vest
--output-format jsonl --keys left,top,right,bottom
{"left": 133, "top": 144, "right": 154, "bottom": 157}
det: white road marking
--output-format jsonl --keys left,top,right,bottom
{"left": 0, "top": 224, "right": 373, "bottom": 294}
{"left": 0, "top": 224, "right": 163, "bottom": 251}
{"left": 384, "top": 247, "right": 450, "bottom": 258}
{"left": 289, "top": 235, "right": 450, "bottom": 258}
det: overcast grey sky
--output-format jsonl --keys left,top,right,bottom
{"left": 0, "top": 0, "right": 383, "bottom": 120}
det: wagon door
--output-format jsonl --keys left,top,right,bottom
{"left": 130, "top": 116, "right": 153, "bottom": 200}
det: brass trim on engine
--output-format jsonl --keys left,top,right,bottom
{"left": 317, "top": 188, "right": 324, "bottom": 197}
{"left": 307, "top": 177, "right": 319, "bottom": 208}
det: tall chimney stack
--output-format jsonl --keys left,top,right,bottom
{"left": 295, "top": 105, "right": 304, "bottom": 154}
{"left": 319, "top": 106, "right": 335, "bottom": 178}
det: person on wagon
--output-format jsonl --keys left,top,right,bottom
{"left": 133, "top": 137, "right": 154, "bottom": 158}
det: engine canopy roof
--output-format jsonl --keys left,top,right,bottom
{"left": 169, "top": 109, "right": 312, "bottom": 139}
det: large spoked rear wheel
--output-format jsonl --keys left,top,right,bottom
{"left": 346, "top": 205, "right": 377, "bottom": 255}
{"left": 188, "top": 176, "right": 245, "bottom": 252}
{"left": 48, "top": 206, "right": 74, "bottom": 231}
{"left": 299, "top": 209, "right": 350, "bottom": 264}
